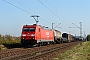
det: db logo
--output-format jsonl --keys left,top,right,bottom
{"left": 46, "top": 32, "right": 49, "bottom": 35}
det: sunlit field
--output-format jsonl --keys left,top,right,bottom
{"left": 53, "top": 41, "right": 90, "bottom": 60}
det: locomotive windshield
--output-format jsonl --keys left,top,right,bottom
{"left": 23, "top": 28, "right": 35, "bottom": 32}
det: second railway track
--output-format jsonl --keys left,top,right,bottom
{"left": 0, "top": 41, "right": 80, "bottom": 60}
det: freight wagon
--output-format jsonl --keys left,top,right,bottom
{"left": 54, "top": 30, "right": 63, "bottom": 43}
{"left": 62, "top": 33, "right": 75, "bottom": 42}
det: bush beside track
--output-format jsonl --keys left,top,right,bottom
{"left": 0, "top": 34, "right": 21, "bottom": 49}
{"left": 87, "top": 34, "right": 90, "bottom": 41}
{"left": 0, "top": 34, "right": 20, "bottom": 44}
{"left": 0, "top": 39, "right": 20, "bottom": 45}
{"left": 0, "top": 39, "right": 21, "bottom": 50}
{"left": 53, "top": 41, "right": 90, "bottom": 60}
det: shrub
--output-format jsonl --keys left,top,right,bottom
{"left": 87, "top": 34, "right": 90, "bottom": 41}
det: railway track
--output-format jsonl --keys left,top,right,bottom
{"left": 21, "top": 43, "right": 77, "bottom": 60}
{"left": 0, "top": 41, "right": 80, "bottom": 60}
{"left": 0, "top": 44, "right": 61, "bottom": 59}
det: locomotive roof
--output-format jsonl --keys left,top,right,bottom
{"left": 23, "top": 24, "right": 53, "bottom": 30}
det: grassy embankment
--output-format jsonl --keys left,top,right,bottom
{"left": 0, "top": 40, "right": 21, "bottom": 49}
{"left": 0, "top": 39, "right": 20, "bottom": 45}
{"left": 53, "top": 41, "right": 90, "bottom": 60}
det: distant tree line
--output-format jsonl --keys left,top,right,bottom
{"left": 0, "top": 34, "right": 20, "bottom": 40}
{"left": 87, "top": 34, "right": 90, "bottom": 41}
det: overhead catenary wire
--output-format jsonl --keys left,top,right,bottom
{"left": 41, "top": 0, "right": 77, "bottom": 34}
{"left": 45, "top": 0, "right": 58, "bottom": 14}
{"left": 38, "top": 0, "right": 58, "bottom": 18}
{"left": 3, "top": 0, "right": 32, "bottom": 15}
{"left": 38, "top": 0, "right": 70, "bottom": 27}
{"left": 15, "top": 0, "right": 36, "bottom": 14}
{"left": 14, "top": 0, "right": 51, "bottom": 24}
{"left": 38, "top": 0, "right": 76, "bottom": 34}
{"left": 3, "top": 0, "right": 67, "bottom": 26}
{"left": 3, "top": 0, "right": 51, "bottom": 24}
{"left": 45, "top": 0, "right": 73, "bottom": 24}
{"left": 3, "top": 0, "right": 70, "bottom": 29}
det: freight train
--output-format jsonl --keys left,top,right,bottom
{"left": 21, "top": 24, "right": 75, "bottom": 46}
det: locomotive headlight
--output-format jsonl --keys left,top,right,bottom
{"left": 31, "top": 34, "right": 35, "bottom": 36}
{"left": 22, "top": 34, "right": 26, "bottom": 36}
{"left": 33, "top": 38, "right": 35, "bottom": 39}
{"left": 23, "top": 38, "right": 25, "bottom": 39}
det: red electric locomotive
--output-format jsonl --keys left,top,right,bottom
{"left": 21, "top": 24, "right": 54, "bottom": 46}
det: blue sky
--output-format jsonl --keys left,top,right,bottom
{"left": 0, "top": 0, "right": 90, "bottom": 36}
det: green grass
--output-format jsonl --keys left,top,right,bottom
{"left": 53, "top": 41, "right": 90, "bottom": 60}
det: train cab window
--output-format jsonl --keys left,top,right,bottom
{"left": 23, "top": 28, "right": 35, "bottom": 32}
{"left": 23, "top": 28, "right": 29, "bottom": 32}
{"left": 30, "top": 28, "right": 35, "bottom": 32}
{"left": 39, "top": 28, "right": 40, "bottom": 32}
